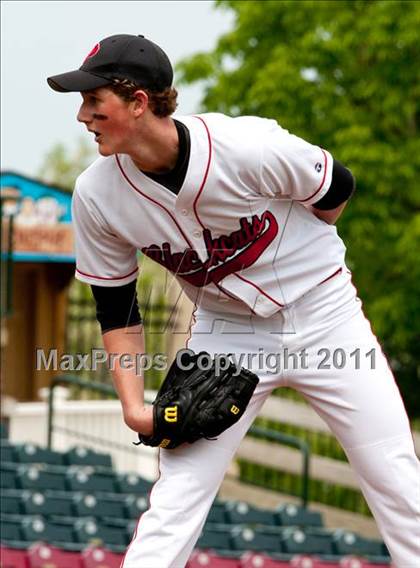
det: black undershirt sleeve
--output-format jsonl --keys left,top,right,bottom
{"left": 313, "top": 159, "right": 355, "bottom": 210}
{"left": 91, "top": 280, "right": 142, "bottom": 334}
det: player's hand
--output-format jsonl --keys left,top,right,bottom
{"left": 125, "top": 406, "right": 154, "bottom": 436}
{"left": 136, "top": 350, "right": 259, "bottom": 450}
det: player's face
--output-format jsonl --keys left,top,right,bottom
{"left": 77, "top": 88, "right": 137, "bottom": 156}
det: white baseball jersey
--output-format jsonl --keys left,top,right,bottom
{"left": 72, "top": 113, "right": 346, "bottom": 316}
{"left": 71, "top": 113, "right": 420, "bottom": 567}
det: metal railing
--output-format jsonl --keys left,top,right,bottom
{"left": 248, "top": 426, "right": 310, "bottom": 507}
{"left": 47, "top": 374, "right": 311, "bottom": 507}
{"left": 48, "top": 374, "right": 115, "bottom": 449}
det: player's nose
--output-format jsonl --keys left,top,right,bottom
{"left": 77, "top": 103, "right": 92, "bottom": 124}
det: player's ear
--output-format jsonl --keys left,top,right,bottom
{"left": 132, "top": 90, "right": 149, "bottom": 117}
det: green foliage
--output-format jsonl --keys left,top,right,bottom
{"left": 38, "top": 138, "right": 95, "bottom": 191}
{"left": 246, "top": 415, "right": 372, "bottom": 512}
{"left": 253, "top": 416, "right": 347, "bottom": 462}
{"left": 177, "top": 0, "right": 420, "bottom": 417}
{"left": 238, "top": 459, "right": 371, "bottom": 515}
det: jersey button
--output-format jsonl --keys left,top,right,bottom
{"left": 181, "top": 209, "right": 188, "bottom": 216}
{"left": 193, "top": 230, "right": 201, "bottom": 238}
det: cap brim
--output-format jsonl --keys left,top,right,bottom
{"left": 47, "top": 70, "right": 112, "bottom": 93}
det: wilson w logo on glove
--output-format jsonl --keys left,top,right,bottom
{"left": 135, "top": 350, "right": 259, "bottom": 450}
{"left": 164, "top": 406, "right": 178, "bottom": 423}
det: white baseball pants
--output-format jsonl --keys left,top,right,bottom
{"left": 121, "top": 270, "right": 420, "bottom": 568}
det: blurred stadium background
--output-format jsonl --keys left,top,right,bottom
{"left": 1, "top": 1, "right": 419, "bottom": 566}
{"left": 0, "top": 160, "right": 406, "bottom": 568}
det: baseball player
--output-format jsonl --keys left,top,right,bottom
{"left": 47, "top": 34, "right": 420, "bottom": 567}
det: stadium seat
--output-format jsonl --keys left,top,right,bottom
{"left": 280, "top": 528, "right": 333, "bottom": 554}
{"left": 0, "top": 515, "right": 24, "bottom": 541}
{"left": 196, "top": 525, "right": 233, "bottom": 551}
{"left": 27, "top": 542, "right": 83, "bottom": 568}
{"left": 81, "top": 545, "right": 123, "bottom": 568}
{"left": 381, "top": 542, "right": 391, "bottom": 557}
{"left": 1, "top": 489, "right": 23, "bottom": 514}
{"left": 0, "top": 441, "right": 17, "bottom": 463}
{"left": 16, "top": 464, "right": 67, "bottom": 492}
{"left": 339, "top": 559, "right": 369, "bottom": 568}
{"left": 64, "top": 446, "right": 113, "bottom": 469}
{"left": 231, "top": 526, "right": 283, "bottom": 553}
{"left": 20, "top": 516, "right": 76, "bottom": 545}
{"left": 103, "top": 517, "right": 143, "bottom": 548}
{"left": 72, "top": 492, "right": 126, "bottom": 519}
{"left": 125, "top": 518, "right": 139, "bottom": 545}
{"left": 240, "top": 552, "right": 291, "bottom": 567}
{"left": 188, "top": 550, "right": 241, "bottom": 567}
{"left": 331, "top": 530, "right": 385, "bottom": 556}
{"left": 0, "top": 462, "right": 19, "bottom": 489}
{"left": 276, "top": 504, "right": 323, "bottom": 528}
{"left": 115, "top": 472, "right": 154, "bottom": 494}
{"left": 362, "top": 559, "right": 395, "bottom": 568}
{"left": 207, "top": 502, "right": 228, "bottom": 524}
{"left": 225, "top": 501, "right": 277, "bottom": 526}
{"left": 0, "top": 422, "right": 8, "bottom": 439}
{"left": 339, "top": 559, "right": 392, "bottom": 568}
{"left": 14, "top": 443, "right": 64, "bottom": 466}
{"left": 21, "top": 490, "right": 74, "bottom": 517}
{"left": 0, "top": 545, "right": 28, "bottom": 568}
{"left": 123, "top": 493, "right": 149, "bottom": 519}
{"left": 290, "top": 555, "right": 340, "bottom": 567}
{"left": 66, "top": 468, "right": 117, "bottom": 493}
{"left": 74, "top": 518, "right": 128, "bottom": 547}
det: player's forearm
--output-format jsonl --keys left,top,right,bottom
{"left": 102, "top": 324, "right": 152, "bottom": 434}
{"left": 310, "top": 201, "right": 348, "bottom": 224}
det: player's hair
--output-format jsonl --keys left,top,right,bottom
{"left": 109, "top": 78, "right": 178, "bottom": 117}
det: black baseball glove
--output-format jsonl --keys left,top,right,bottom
{"left": 136, "top": 350, "right": 259, "bottom": 449}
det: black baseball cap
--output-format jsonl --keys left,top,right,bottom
{"left": 47, "top": 34, "right": 173, "bottom": 93}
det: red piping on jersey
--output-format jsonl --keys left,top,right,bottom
{"left": 234, "top": 273, "right": 285, "bottom": 309}
{"left": 215, "top": 285, "right": 240, "bottom": 302}
{"left": 190, "top": 116, "right": 239, "bottom": 304}
{"left": 76, "top": 266, "right": 138, "bottom": 281}
{"left": 115, "top": 154, "right": 193, "bottom": 249}
{"left": 192, "top": 116, "right": 213, "bottom": 231}
{"left": 317, "top": 266, "right": 343, "bottom": 286}
{"left": 115, "top": 123, "right": 237, "bottom": 305}
{"left": 193, "top": 116, "right": 280, "bottom": 313}
{"left": 297, "top": 149, "right": 328, "bottom": 203}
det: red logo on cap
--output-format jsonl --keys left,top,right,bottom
{"left": 83, "top": 43, "right": 100, "bottom": 63}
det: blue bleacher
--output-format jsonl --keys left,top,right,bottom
{"left": 0, "top": 438, "right": 391, "bottom": 565}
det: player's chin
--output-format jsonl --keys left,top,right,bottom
{"left": 97, "top": 144, "right": 114, "bottom": 157}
